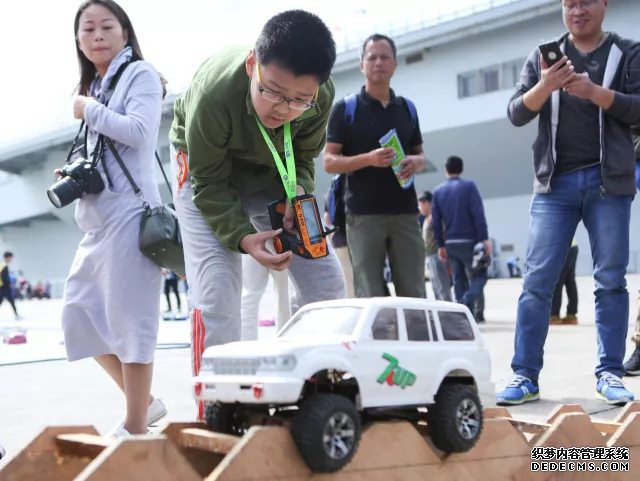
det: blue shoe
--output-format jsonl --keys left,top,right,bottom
{"left": 596, "top": 372, "right": 635, "bottom": 405}
{"left": 496, "top": 374, "right": 540, "bottom": 406}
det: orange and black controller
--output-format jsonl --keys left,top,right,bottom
{"left": 267, "top": 194, "right": 337, "bottom": 260}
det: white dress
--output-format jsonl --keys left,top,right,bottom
{"left": 61, "top": 46, "right": 164, "bottom": 364}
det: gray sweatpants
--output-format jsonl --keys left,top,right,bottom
{"left": 170, "top": 145, "right": 347, "bottom": 419}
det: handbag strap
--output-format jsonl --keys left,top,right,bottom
{"left": 103, "top": 137, "right": 173, "bottom": 207}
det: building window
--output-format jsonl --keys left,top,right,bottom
{"left": 502, "top": 58, "right": 526, "bottom": 89}
{"left": 457, "top": 57, "right": 527, "bottom": 98}
{"left": 480, "top": 66, "right": 500, "bottom": 94}
{"left": 457, "top": 72, "right": 478, "bottom": 98}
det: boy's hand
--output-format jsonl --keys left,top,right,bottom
{"left": 240, "top": 229, "right": 292, "bottom": 271}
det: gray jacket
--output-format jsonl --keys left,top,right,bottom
{"left": 507, "top": 32, "right": 640, "bottom": 196}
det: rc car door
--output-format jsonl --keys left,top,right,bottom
{"left": 357, "top": 306, "right": 417, "bottom": 408}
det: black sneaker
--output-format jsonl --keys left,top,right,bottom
{"left": 624, "top": 345, "right": 640, "bottom": 376}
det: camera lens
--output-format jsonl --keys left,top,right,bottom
{"left": 47, "top": 177, "right": 84, "bottom": 209}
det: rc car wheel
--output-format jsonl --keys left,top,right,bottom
{"left": 204, "top": 402, "right": 245, "bottom": 435}
{"left": 290, "top": 393, "right": 361, "bottom": 473}
{"left": 426, "top": 383, "right": 484, "bottom": 453}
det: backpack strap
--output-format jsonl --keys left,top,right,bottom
{"left": 402, "top": 97, "right": 418, "bottom": 129}
{"left": 343, "top": 93, "right": 358, "bottom": 125}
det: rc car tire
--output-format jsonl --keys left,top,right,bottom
{"left": 204, "top": 402, "right": 242, "bottom": 435}
{"left": 290, "top": 393, "right": 361, "bottom": 473}
{"left": 427, "top": 383, "right": 484, "bottom": 453}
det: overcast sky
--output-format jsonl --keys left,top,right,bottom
{"left": 0, "top": 0, "right": 509, "bottom": 146}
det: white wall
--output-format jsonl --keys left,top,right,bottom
{"left": 332, "top": 0, "right": 640, "bottom": 134}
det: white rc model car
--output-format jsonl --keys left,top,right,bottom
{"left": 192, "top": 297, "right": 493, "bottom": 473}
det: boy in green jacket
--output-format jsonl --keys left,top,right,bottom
{"left": 168, "top": 9, "right": 346, "bottom": 419}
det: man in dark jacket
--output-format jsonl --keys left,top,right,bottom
{"left": 431, "top": 156, "right": 489, "bottom": 320}
{"left": 496, "top": 0, "right": 640, "bottom": 406}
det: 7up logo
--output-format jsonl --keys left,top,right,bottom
{"left": 376, "top": 353, "right": 416, "bottom": 389}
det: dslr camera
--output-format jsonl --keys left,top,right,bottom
{"left": 47, "top": 158, "right": 105, "bottom": 209}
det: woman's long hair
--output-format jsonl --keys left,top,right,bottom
{"left": 74, "top": 0, "right": 144, "bottom": 96}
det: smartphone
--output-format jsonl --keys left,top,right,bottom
{"left": 539, "top": 41, "right": 566, "bottom": 68}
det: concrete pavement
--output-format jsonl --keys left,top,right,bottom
{"left": 1, "top": 274, "right": 640, "bottom": 468}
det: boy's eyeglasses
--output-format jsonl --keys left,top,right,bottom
{"left": 256, "top": 64, "right": 318, "bottom": 111}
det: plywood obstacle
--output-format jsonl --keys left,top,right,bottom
{"left": 2, "top": 402, "right": 640, "bottom": 481}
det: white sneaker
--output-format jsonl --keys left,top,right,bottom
{"left": 106, "top": 398, "right": 168, "bottom": 437}
{"left": 110, "top": 427, "right": 153, "bottom": 438}
{"left": 146, "top": 398, "right": 168, "bottom": 426}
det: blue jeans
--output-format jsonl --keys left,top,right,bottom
{"left": 511, "top": 165, "right": 633, "bottom": 381}
{"left": 445, "top": 241, "right": 487, "bottom": 310}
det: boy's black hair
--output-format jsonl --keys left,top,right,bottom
{"left": 254, "top": 9, "right": 336, "bottom": 84}
{"left": 361, "top": 33, "right": 397, "bottom": 60}
{"left": 445, "top": 156, "right": 464, "bottom": 175}
{"left": 3, "top": 252, "right": 13, "bottom": 258}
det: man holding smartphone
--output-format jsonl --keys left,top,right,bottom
{"left": 496, "top": 0, "right": 640, "bottom": 406}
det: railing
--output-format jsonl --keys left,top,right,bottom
{"left": 334, "top": 0, "right": 526, "bottom": 53}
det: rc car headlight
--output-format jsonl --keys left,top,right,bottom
{"left": 258, "top": 355, "right": 296, "bottom": 371}
{"left": 201, "top": 357, "right": 215, "bottom": 370}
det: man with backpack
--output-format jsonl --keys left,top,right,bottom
{"left": 324, "top": 33, "right": 427, "bottom": 299}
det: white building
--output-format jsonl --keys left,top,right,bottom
{"left": 1, "top": 0, "right": 639, "bottom": 295}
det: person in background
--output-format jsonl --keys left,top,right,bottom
{"left": 162, "top": 268, "right": 181, "bottom": 313}
{"left": 0, "top": 251, "right": 21, "bottom": 320}
{"left": 60, "top": 0, "right": 168, "bottom": 437}
{"left": 419, "top": 192, "right": 452, "bottom": 302}
{"left": 431, "top": 156, "right": 490, "bottom": 321}
{"left": 507, "top": 257, "right": 523, "bottom": 278}
{"left": 323, "top": 33, "right": 427, "bottom": 299}
{"left": 240, "top": 255, "right": 291, "bottom": 339}
{"left": 550, "top": 238, "right": 579, "bottom": 325}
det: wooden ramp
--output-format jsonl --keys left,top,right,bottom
{"left": 2, "top": 403, "right": 640, "bottom": 480}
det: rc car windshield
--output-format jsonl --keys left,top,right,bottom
{"left": 279, "top": 306, "right": 362, "bottom": 339}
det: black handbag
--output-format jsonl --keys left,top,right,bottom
{"left": 104, "top": 137, "right": 186, "bottom": 278}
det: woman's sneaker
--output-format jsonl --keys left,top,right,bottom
{"left": 106, "top": 398, "right": 168, "bottom": 437}
{"left": 596, "top": 372, "right": 634, "bottom": 405}
{"left": 496, "top": 374, "right": 540, "bottom": 406}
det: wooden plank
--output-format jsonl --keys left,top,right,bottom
{"left": 55, "top": 434, "right": 115, "bottom": 459}
{"left": 158, "top": 422, "right": 224, "bottom": 478}
{"left": 0, "top": 426, "right": 99, "bottom": 481}
{"left": 74, "top": 436, "right": 201, "bottom": 481}
{"left": 179, "top": 428, "right": 239, "bottom": 454}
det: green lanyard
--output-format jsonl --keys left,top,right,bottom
{"left": 255, "top": 118, "right": 297, "bottom": 200}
